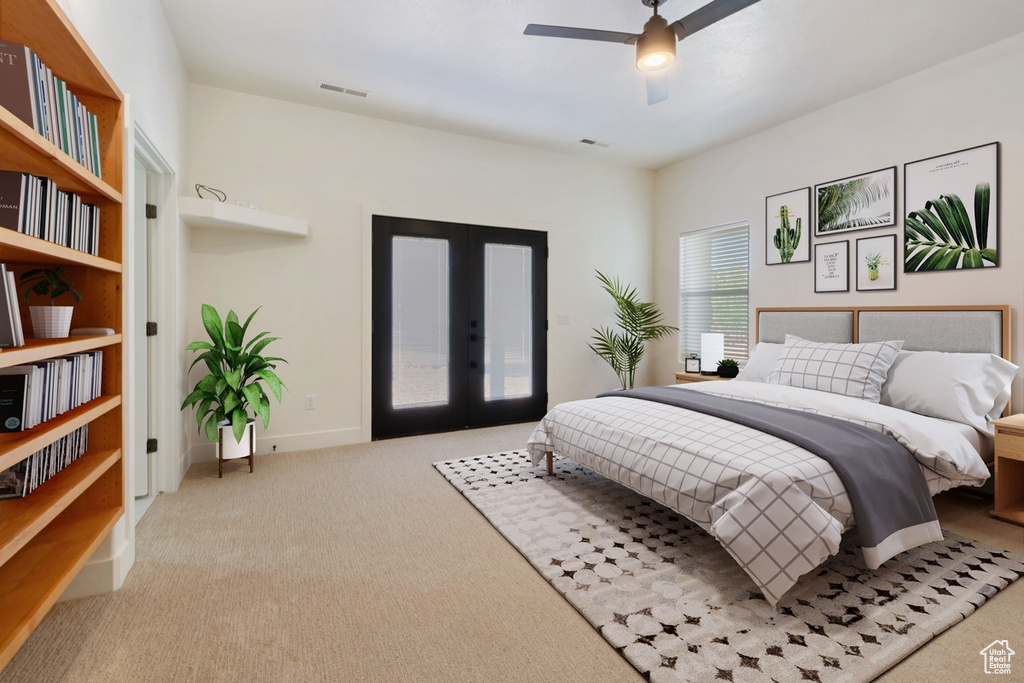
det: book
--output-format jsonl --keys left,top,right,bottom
{"left": 0, "top": 40, "right": 38, "bottom": 132}
{"left": 0, "top": 264, "right": 19, "bottom": 348}
{"left": 0, "top": 373, "right": 27, "bottom": 432}
{"left": 0, "top": 170, "right": 28, "bottom": 232}
{"left": 6, "top": 270, "right": 24, "bottom": 347}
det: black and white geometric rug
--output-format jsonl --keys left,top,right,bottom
{"left": 435, "top": 450, "right": 1024, "bottom": 683}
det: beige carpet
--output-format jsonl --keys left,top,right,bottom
{"left": 1, "top": 423, "right": 1021, "bottom": 682}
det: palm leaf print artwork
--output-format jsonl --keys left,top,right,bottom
{"left": 904, "top": 182, "right": 995, "bottom": 271}
{"left": 817, "top": 174, "right": 892, "bottom": 233}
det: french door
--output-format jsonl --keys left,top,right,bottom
{"left": 371, "top": 216, "right": 547, "bottom": 439}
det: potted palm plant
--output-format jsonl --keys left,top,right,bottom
{"left": 588, "top": 270, "right": 676, "bottom": 390}
{"left": 181, "top": 304, "right": 287, "bottom": 475}
{"left": 20, "top": 266, "right": 82, "bottom": 338}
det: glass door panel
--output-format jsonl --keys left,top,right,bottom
{"left": 391, "top": 236, "right": 450, "bottom": 409}
{"left": 484, "top": 244, "right": 533, "bottom": 402}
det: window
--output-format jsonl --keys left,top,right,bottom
{"left": 679, "top": 222, "right": 750, "bottom": 362}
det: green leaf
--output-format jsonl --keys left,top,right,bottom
{"left": 203, "top": 414, "right": 219, "bottom": 442}
{"left": 225, "top": 369, "right": 242, "bottom": 391}
{"left": 975, "top": 182, "right": 990, "bottom": 249}
{"left": 201, "top": 304, "right": 224, "bottom": 348}
{"left": 223, "top": 391, "right": 241, "bottom": 415}
{"left": 944, "top": 194, "right": 975, "bottom": 249}
{"left": 257, "top": 395, "right": 270, "bottom": 428}
{"left": 242, "top": 383, "right": 262, "bottom": 413}
{"left": 256, "top": 369, "right": 284, "bottom": 401}
{"left": 231, "top": 408, "right": 248, "bottom": 444}
{"left": 961, "top": 250, "right": 984, "bottom": 269}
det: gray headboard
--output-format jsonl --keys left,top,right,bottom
{"left": 757, "top": 306, "right": 1010, "bottom": 358}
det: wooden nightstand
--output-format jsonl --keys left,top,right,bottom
{"left": 991, "top": 414, "right": 1024, "bottom": 526}
{"left": 674, "top": 372, "right": 732, "bottom": 385}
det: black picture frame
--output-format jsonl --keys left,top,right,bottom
{"left": 765, "top": 187, "right": 811, "bottom": 265}
{"left": 855, "top": 234, "right": 897, "bottom": 292}
{"left": 814, "top": 240, "right": 849, "bottom": 293}
{"left": 904, "top": 141, "right": 999, "bottom": 273}
{"left": 814, "top": 166, "right": 897, "bottom": 237}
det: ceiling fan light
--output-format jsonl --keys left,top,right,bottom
{"left": 635, "top": 16, "right": 676, "bottom": 71}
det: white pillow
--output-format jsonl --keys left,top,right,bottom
{"left": 767, "top": 335, "right": 903, "bottom": 402}
{"left": 735, "top": 342, "right": 784, "bottom": 383}
{"left": 880, "top": 351, "right": 1019, "bottom": 436}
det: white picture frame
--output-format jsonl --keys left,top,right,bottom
{"left": 814, "top": 240, "right": 849, "bottom": 293}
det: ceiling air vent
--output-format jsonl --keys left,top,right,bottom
{"left": 579, "top": 138, "right": 610, "bottom": 148}
{"left": 317, "top": 81, "right": 369, "bottom": 98}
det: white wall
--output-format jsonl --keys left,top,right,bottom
{"left": 186, "top": 84, "right": 654, "bottom": 456}
{"left": 59, "top": 0, "right": 190, "bottom": 597}
{"left": 652, "top": 33, "right": 1024, "bottom": 404}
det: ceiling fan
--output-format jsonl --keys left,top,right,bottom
{"left": 524, "top": 0, "right": 761, "bottom": 105}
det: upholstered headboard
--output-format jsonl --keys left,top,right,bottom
{"left": 757, "top": 306, "right": 1010, "bottom": 359}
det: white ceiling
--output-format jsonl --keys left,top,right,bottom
{"left": 159, "top": 0, "right": 1024, "bottom": 170}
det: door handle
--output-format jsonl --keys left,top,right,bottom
{"left": 470, "top": 333, "right": 479, "bottom": 342}
{"left": 470, "top": 361, "right": 478, "bottom": 369}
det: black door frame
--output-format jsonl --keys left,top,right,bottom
{"left": 371, "top": 215, "right": 547, "bottom": 439}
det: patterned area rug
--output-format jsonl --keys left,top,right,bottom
{"left": 434, "top": 451, "right": 1024, "bottom": 683}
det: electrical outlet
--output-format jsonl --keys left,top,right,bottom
{"left": 581, "top": 375, "right": 588, "bottom": 387}
{"left": 305, "top": 394, "right": 316, "bottom": 410}
{"left": 557, "top": 313, "right": 570, "bottom": 325}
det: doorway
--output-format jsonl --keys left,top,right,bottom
{"left": 371, "top": 216, "right": 547, "bottom": 439}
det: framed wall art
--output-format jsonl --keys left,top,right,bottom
{"left": 765, "top": 187, "right": 810, "bottom": 265}
{"left": 904, "top": 141, "right": 999, "bottom": 272}
{"left": 815, "top": 166, "right": 896, "bottom": 236}
{"left": 856, "top": 234, "right": 897, "bottom": 292}
{"left": 814, "top": 240, "right": 848, "bottom": 293}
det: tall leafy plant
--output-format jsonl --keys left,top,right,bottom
{"left": 181, "top": 304, "right": 287, "bottom": 444}
{"left": 588, "top": 271, "right": 676, "bottom": 390}
{"left": 817, "top": 176, "right": 892, "bottom": 233}
{"left": 904, "top": 183, "right": 994, "bottom": 271}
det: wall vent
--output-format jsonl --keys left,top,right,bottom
{"left": 317, "top": 80, "right": 369, "bottom": 98}
{"left": 579, "top": 138, "right": 610, "bottom": 148}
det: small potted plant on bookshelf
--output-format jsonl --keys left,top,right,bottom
{"left": 717, "top": 358, "right": 740, "bottom": 378}
{"left": 20, "top": 266, "right": 82, "bottom": 338}
{"left": 180, "top": 304, "right": 287, "bottom": 476}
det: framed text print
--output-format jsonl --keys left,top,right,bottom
{"left": 814, "top": 240, "right": 848, "bottom": 293}
{"left": 904, "top": 142, "right": 999, "bottom": 273}
{"left": 765, "top": 187, "right": 810, "bottom": 265}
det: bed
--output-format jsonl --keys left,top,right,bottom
{"left": 526, "top": 305, "right": 1017, "bottom": 605}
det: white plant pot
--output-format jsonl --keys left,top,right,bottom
{"left": 29, "top": 305, "right": 74, "bottom": 338}
{"left": 217, "top": 418, "right": 255, "bottom": 460}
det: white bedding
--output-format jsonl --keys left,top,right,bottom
{"left": 526, "top": 381, "right": 989, "bottom": 605}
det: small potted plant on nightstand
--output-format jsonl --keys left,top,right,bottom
{"left": 181, "top": 304, "right": 287, "bottom": 476}
{"left": 20, "top": 266, "right": 82, "bottom": 338}
{"left": 717, "top": 358, "right": 740, "bottom": 378}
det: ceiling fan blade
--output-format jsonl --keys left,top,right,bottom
{"left": 646, "top": 71, "right": 669, "bottom": 105}
{"left": 670, "top": 0, "right": 761, "bottom": 40}
{"left": 524, "top": 24, "right": 638, "bottom": 44}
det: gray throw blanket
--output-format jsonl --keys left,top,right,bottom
{"left": 600, "top": 386, "right": 941, "bottom": 566}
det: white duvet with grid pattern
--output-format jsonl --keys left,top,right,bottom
{"left": 526, "top": 381, "right": 989, "bottom": 605}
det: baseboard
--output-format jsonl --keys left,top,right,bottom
{"left": 59, "top": 525, "right": 133, "bottom": 602}
{"left": 189, "top": 427, "right": 364, "bottom": 463}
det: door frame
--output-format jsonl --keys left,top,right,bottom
{"left": 132, "top": 126, "right": 178, "bottom": 497}
{"left": 360, "top": 205, "right": 550, "bottom": 442}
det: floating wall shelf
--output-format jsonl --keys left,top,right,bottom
{"left": 178, "top": 197, "right": 309, "bottom": 237}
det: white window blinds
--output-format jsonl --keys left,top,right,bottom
{"left": 679, "top": 223, "right": 750, "bottom": 362}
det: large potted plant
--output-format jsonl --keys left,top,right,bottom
{"left": 20, "top": 266, "right": 82, "bottom": 338}
{"left": 588, "top": 270, "right": 676, "bottom": 390}
{"left": 181, "top": 304, "right": 287, "bottom": 475}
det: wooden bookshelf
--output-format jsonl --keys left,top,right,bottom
{"left": 0, "top": 0, "right": 125, "bottom": 669}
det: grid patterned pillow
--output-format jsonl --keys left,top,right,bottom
{"left": 766, "top": 335, "right": 904, "bottom": 402}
